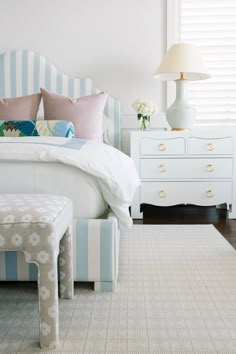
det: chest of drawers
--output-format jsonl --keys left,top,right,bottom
{"left": 131, "top": 128, "right": 236, "bottom": 219}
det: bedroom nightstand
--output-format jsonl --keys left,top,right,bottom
{"left": 130, "top": 127, "right": 236, "bottom": 219}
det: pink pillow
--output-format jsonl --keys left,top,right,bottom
{"left": 41, "top": 88, "right": 108, "bottom": 140}
{"left": 0, "top": 93, "right": 41, "bottom": 120}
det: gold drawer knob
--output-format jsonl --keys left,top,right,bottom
{"left": 159, "top": 143, "right": 166, "bottom": 152}
{"left": 159, "top": 164, "right": 166, "bottom": 172}
{"left": 207, "top": 163, "right": 214, "bottom": 172}
{"left": 159, "top": 190, "right": 166, "bottom": 199}
{"left": 206, "top": 189, "right": 214, "bottom": 198}
{"left": 207, "top": 143, "right": 215, "bottom": 151}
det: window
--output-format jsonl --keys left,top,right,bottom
{"left": 170, "top": 0, "right": 236, "bottom": 121}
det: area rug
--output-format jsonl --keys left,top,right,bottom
{"left": 1, "top": 224, "right": 236, "bottom": 353}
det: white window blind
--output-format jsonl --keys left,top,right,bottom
{"left": 179, "top": 0, "right": 236, "bottom": 121}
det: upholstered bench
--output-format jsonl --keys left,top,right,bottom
{"left": 0, "top": 194, "right": 73, "bottom": 349}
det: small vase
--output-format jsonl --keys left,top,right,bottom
{"left": 140, "top": 116, "right": 150, "bottom": 130}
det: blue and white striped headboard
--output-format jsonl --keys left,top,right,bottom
{"left": 0, "top": 50, "right": 120, "bottom": 149}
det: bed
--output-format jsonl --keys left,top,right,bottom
{"left": 0, "top": 50, "right": 139, "bottom": 291}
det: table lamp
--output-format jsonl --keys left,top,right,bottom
{"left": 154, "top": 43, "right": 211, "bottom": 130}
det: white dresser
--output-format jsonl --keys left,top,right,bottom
{"left": 131, "top": 127, "right": 236, "bottom": 219}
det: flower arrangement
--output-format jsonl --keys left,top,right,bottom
{"left": 132, "top": 99, "right": 158, "bottom": 130}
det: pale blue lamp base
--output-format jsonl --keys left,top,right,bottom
{"left": 166, "top": 79, "right": 196, "bottom": 131}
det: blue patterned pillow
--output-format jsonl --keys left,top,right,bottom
{"left": 0, "top": 120, "right": 75, "bottom": 138}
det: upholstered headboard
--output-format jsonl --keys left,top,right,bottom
{"left": 0, "top": 50, "right": 120, "bottom": 149}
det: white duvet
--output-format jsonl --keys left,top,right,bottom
{"left": 0, "top": 137, "right": 140, "bottom": 230}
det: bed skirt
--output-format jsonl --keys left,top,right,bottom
{"left": 0, "top": 211, "right": 120, "bottom": 292}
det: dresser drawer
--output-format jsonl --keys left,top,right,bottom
{"left": 140, "top": 158, "right": 233, "bottom": 179}
{"left": 141, "top": 181, "right": 232, "bottom": 207}
{"left": 140, "top": 137, "right": 185, "bottom": 156}
{"left": 188, "top": 137, "right": 233, "bottom": 155}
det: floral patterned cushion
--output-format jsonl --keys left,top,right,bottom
{"left": 0, "top": 194, "right": 70, "bottom": 224}
{"left": 0, "top": 120, "right": 75, "bottom": 138}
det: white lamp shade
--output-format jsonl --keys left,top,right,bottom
{"left": 154, "top": 43, "right": 211, "bottom": 81}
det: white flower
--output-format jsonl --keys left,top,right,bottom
{"left": 0, "top": 206, "right": 12, "bottom": 212}
{"left": 48, "top": 305, "right": 57, "bottom": 318}
{"left": 132, "top": 98, "right": 158, "bottom": 118}
{"left": 48, "top": 269, "right": 56, "bottom": 282}
{"left": 60, "top": 244, "right": 65, "bottom": 253}
{"left": 21, "top": 214, "right": 33, "bottom": 223}
{"left": 40, "top": 322, "right": 51, "bottom": 336}
{"left": 29, "top": 232, "right": 40, "bottom": 246}
{"left": 11, "top": 233, "right": 23, "bottom": 247}
{"left": 60, "top": 271, "right": 65, "bottom": 280}
{"left": 0, "top": 235, "right": 5, "bottom": 247}
{"left": 37, "top": 251, "right": 49, "bottom": 264}
{"left": 59, "top": 257, "right": 65, "bottom": 267}
{"left": 39, "top": 286, "right": 50, "bottom": 300}
{"left": 3, "top": 214, "right": 15, "bottom": 223}
{"left": 39, "top": 215, "right": 51, "bottom": 223}
{"left": 47, "top": 234, "right": 55, "bottom": 246}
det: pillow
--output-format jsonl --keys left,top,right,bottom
{"left": 0, "top": 120, "right": 75, "bottom": 138}
{"left": 0, "top": 93, "right": 41, "bottom": 120}
{"left": 41, "top": 88, "right": 108, "bottom": 140}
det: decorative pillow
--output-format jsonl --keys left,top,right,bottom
{"left": 0, "top": 93, "right": 41, "bottom": 120}
{"left": 41, "top": 88, "right": 108, "bottom": 140}
{"left": 0, "top": 120, "right": 75, "bottom": 138}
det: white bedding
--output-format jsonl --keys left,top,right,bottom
{"left": 0, "top": 137, "right": 140, "bottom": 229}
{"left": 0, "top": 161, "right": 107, "bottom": 218}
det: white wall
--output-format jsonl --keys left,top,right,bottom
{"left": 0, "top": 0, "right": 167, "bottom": 153}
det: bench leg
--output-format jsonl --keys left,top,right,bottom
{"left": 37, "top": 261, "right": 59, "bottom": 350}
{"left": 26, "top": 257, "right": 58, "bottom": 350}
{"left": 59, "top": 226, "right": 74, "bottom": 299}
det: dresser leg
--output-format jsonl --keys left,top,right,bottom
{"left": 131, "top": 208, "right": 143, "bottom": 219}
{"left": 228, "top": 205, "right": 236, "bottom": 219}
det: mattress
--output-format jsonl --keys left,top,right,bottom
{"left": 0, "top": 161, "right": 107, "bottom": 218}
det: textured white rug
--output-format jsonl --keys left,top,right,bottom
{"left": 1, "top": 224, "right": 236, "bottom": 353}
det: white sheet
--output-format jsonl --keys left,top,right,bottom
{"left": 0, "top": 137, "right": 140, "bottom": 229}
{"left": 0, "top": 161, "right": 107, "bottom": 218}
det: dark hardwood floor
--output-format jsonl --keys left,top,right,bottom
{"left": 133, "top": 205, "right": 236, "bottom": 249}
